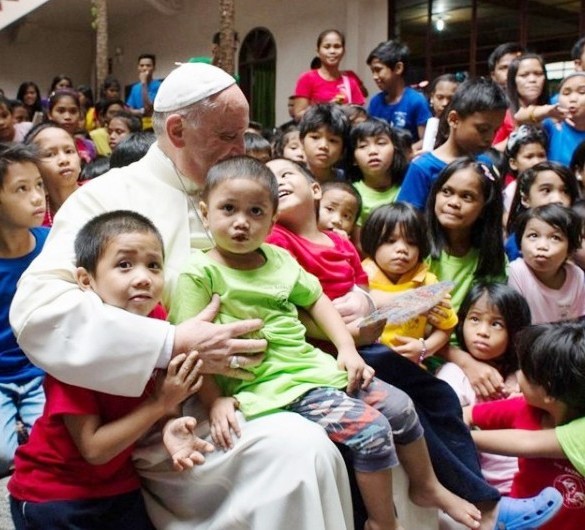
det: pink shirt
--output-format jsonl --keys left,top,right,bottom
{"left": 508, "top": 259, "right": 585, "bottom": 324}
{"left": 294, "top": 69, "right": 365, "bottom": 105}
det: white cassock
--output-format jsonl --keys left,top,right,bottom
{"left": 10, "top": 143, "right": 353, "bottom": 530}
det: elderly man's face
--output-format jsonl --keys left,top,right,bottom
{"left": 177, "top": 85, "right": 249, "bottom": 186}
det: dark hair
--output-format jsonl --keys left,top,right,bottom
{"left": 320, "top": 181, "right": 362, "bottom": 221}
{"left": 80, "top": 156, "right": 110, "bottom": 181}
{"left": 349, "top": 118, "right": 408, "bottom": 185}
{"left": 203, "top": 155, "right": 279, "bottom": 212}
{"left": 506, "top": 54, "right": 550, "bottom": 114}
{"left": 103, "top": 99, "right": 126, "bottom": 114}
{"left": 269, "top": 157, "right": 316, "bottom": 183}
{"left": 456, "top": 282, "right": 531, "bottom": 378}
{"left": 0, "top": 143, "right": 39, "bottom": 187}
{"left": 272, "top": 123, "right": 301, "bottom": 158}
{"left": 244, "top": 132, "right": 271, "bottom": 155}
{"left": 366, "top": 40, "right": 410, "bottom": 71}
{"left": 361, "top": 201, "right": 430, "bottom": 260}
{"left": 138, "top": 53, "right": 156, "bottom": 66}
{"left": 317, "top": 29, "right": 345, "bottom": 48}
{"left": 426, "top": 157, "right": 505, "bottom": 278}
{"left": 514, "top": 203, "right": 582, "bottom": 255}
{"left": 100, "top": 75, "right": 121, "bottom": 100}
{"left": 435, "top": 78, "right": 507, "bottom": 147}
{"left": 0, "top": 96, "right": 14, "bottom": 113}
{"left": 299, "top": 103, "right": 349, "bottom": 140}
{"left": 16, "top": 82, "right": 42, "bottom": 118}
{"left": 77, "top": 85, "right": 94, "bottom": 109}
{"left": 48, "top": 89, "right": 81, "bottom": 112}
{"left": 507, "top": 161, "right": 580, "bottom": 234}
{"left": 504, "top": 124, "right": 548, "bottom": 176}
{"left": 24, "top": 121, "right": 73, "bottom": 145}
{"left": 570, "top": 139, "right": 585, "bottom": 175}
{"left": 109, "top": 131, "right": 156, "bottom": 168}
{"left": 108, "top": 111, "right": 142, "bottom": 133}
{"left": 571, "top": 36, "right": 585, "bottom": 62}
{"left": 49, "top": 75, "right": 73, "bottom": 94}
{"left": 487, "top": 42, "right": 525, "bottom": 73}
{"left": 427, "top": 73, "right": 460, "bottom": 96}
{"left": 516, "top": 319, "right": 585, "bottom": 418}
{"left": 342, "top": 104, "right": 368, "bottom": 125}
{"left": 75, "top": 210, "right": 164, "bottom": 275}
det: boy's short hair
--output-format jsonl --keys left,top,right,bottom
{"left": 366, "top": 40, "right": 410, "bottom": 71}
{"left": 299, "top": 103, "right": 349, "bottom": 140}
{"left": 0, "top": 143, "right": 39, "bottom": 188}
{"left": 244, "top": 132, "right": 271, "bottom": 155}
{"left": 360, "top": 201, "right": 430, "bottom": 260}
{"left": 138, "top": 53, "right": 156, "bottom": 66}
{"left": 514, "top": 203, "right": 583, "bottom": 254}
{"left": 516, "top": 319, "right": 585, "bottom": 415}
{"left": 75, "top": 210, "right": 164, "bottom": 275}
{"left": 204, "top": 155, "right": 279, "bottom": 212}
{"left": 320, "top": 181, "right": 362, "bottom": 220}
{"left": 487, "top": 42, "right": 525, "bottom": 73}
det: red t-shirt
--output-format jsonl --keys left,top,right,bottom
{"left": 473, "top": 397, "right": 585, "bottom": 529}
{"left": 294, "top": 69, "right": 365, "bottom": 106}
{"left": 8, "top": 305, "right": 167, "bottom": 502}
{"left": 266, "top": 224, "right": 368, "bottom": 300}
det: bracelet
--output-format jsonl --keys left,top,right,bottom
{"left": 418, "top": 338, "right": 428, "bottom": 364}
{"left": 528, "top": 105, "right": 537, "bottom": 123}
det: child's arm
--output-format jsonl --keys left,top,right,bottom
{"left": 306, "top": 294, "right": 375, "bottom": 393}
{"left": 393, "top": 327, "right": 453, "bottom": 364}
{"left": 439, "top": 345, "right": 507, "bottom": 400}
{"left": 471, "top": 428, "right": 565, "bottom": 459}
{"left": 162, "top": 416, "right": 215, "bottom": 471}
{"left": 64, "top": 352, "right": 205, "bottom": 466}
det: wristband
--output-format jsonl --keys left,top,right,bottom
{"left": 529, "top": 105, "right": 537, "bottom": 123}
{"left": 418, "top": 338, "right": 428, "bottom": 364}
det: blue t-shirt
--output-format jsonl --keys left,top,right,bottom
{"left": 397, "top": 152, "right": 447, "bottom": 210}
{"left": 0, "top": 227, "right": 49, "bottom": 383}
{"left": 368, "top": 87, "right": 432, "bottom": 141}
{"left": 542, "top": 119, "right": 585, "bottom": 167}
{"left": 126, "top": 78, "right": 163, "bottom": 110}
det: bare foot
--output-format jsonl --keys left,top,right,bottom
{"left": 409, "top": 484, "right": 481, "bottom": 529}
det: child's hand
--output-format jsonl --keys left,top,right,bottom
{"left": 155, "top": 351, "right": 203, "bottom": 411}
{"left": 461, "top": 356, "right": 507, "bottom": 401}
{"left": 209, "top": 397, "right": 241, "bottom": 451}
{"left": 393, "top": 335, "right": 425, "bottom": 364}
{"left": 427, "top": 294, "right": 452, "bottom": 326}
{"left": 337, "top": 348, "right": 375, "bottom": 393}
{"left": 163, "top": 416, "right": 214, "bottom": 471}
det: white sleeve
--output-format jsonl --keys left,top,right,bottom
{"left": 10, "top": 180, "right": 170, "bottom": 397}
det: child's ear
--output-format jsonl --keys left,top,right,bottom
{"left": 311, "top": 182, "right": 322, "bottom": 201}
{"left": 199, "top": 201, "right": 210, "bottom": 227}
{"left": 76, "top": 267, "right": 94, "bottom": 292}
{"left": 166, "top": 114, "right": 185, "bottom": 148}
{"left": 394, "top": 61, "right": 405, "bottom": 76}
{"left": 520, "top": 193, "right": 530, "bottom": 209}
{"left": 447, "top": 109, "right": 460, "bottom": 129}
{"left": 509, "top": 158, "right": 519, "bottom": 172}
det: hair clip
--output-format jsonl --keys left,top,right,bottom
{"left": 506, "top": 124, "right": 545, "bottom": 153}
{"left": 477, "top": 162, "right": 496, "bottom": 182}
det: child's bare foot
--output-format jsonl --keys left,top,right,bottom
{"left": 364, "top": 519, "right": 405, "bottom": 530}
{"left": 409, "top": 484, "right": 481, "bottom": 529}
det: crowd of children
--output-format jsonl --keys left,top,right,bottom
{"left": 2, "top": 29, "right": 585, "bottom": 530}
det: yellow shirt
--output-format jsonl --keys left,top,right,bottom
{"left": 362, "top": 259, "right": 458, "bottom": 348}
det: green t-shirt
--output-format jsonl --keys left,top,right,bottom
{"left": 169, "top": 244, "right": 348, "bottom": 418}
{"left": 353, "top": 180, "right": 400, "bottom": 227}
{"left": 556, "top": 417, "right": 585, "bottom": 477}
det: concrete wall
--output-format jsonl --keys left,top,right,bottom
{"left": 0, "top": 0, "right": 387, "bottom": 125}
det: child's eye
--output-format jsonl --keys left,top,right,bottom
{"left": 440, "top": 187, "right": 452, "bottom": 196}
{"left": 250, "top": 207, "right": 264, "bottom": 216}
{"left": 149, "top": 262, "right": 163, "bottom": 270}
{"left": 492, "top": 320, "right": 505, "bottom": 329}
{"left": 525, "top": 232, "right": 538, "bottom": 239}
{"left": 221, "top": 204, "right": 235, "bottom": 213}
{"left": 467, "top": 316, "right": 480, "bottom": 323}
{"left": 118, "top": 260, "right": 132, "bottom": 269}
{"left": 342, "top": 213, "right": 353, "bottom": 221}
{"left": 324, "top": 206, "right": 334, "bottom": 212}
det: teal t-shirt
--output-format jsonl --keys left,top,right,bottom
{"left": 170, "top": 244, "right": 348, "bottom": 417}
